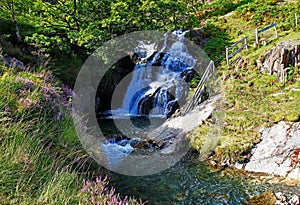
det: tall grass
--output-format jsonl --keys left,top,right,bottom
{"left": 188, "top": 0, "right": 300, "bottom": 164}
{"left": 0, "top": 64, "right": 143, "bottom": 204}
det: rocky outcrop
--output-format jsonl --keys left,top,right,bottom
{"left": 257, "top": 40, "right": 300, "bottom": 82}
{"left": 243, "top": 121, "right": 300, "bottom": 181}
{"left": 96, "top": 55, "right": 136, "bottom": 112}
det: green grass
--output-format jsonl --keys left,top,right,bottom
{"left": 0, "top": 63, "right": 143, "bottom": 204}
{"left": 0, "top": 117, "right": 82, "bottom": 204}
{"left": 188, "top": 0, "right": 300, "bottom": 164}
{"left": 0, "top": 0, "right": 299, "bottom": 202}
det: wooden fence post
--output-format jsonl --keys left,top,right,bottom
{"left": 274, "top": 22, "right": 278, "bottom": 38}
{"left": 255, "top": 28, "right": 259, "bottom": 46}
{"left": 226, "top": 48, "right": 229, "bottom": 66}
{"left": 244, "top": 36, "right": 248, "bottom": 50}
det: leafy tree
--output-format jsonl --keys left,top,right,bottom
{"left": 25, "top": 0, "right": 198, "bottom": 52}
{"left": 0, "top": 0, "right": 34, "bottom": 42}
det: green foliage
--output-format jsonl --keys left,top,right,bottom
{"left": 20, "top": 0, "right": 197, "bottom": 53}
{"left": 235, "top": 0, "right": 300, "bottom": 30}
{"left": 286, "top": 66, "right": 296, "bottom": 82}
{"left": 0, "top": 65, "right": 142, "bottom": 204}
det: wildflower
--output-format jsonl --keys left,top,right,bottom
{"left": 2, "top": 106, "right": 11, "bottom": 112}
{"left": 62, "top": 85, "right": 74, "bottom": 98}
{"left": 15, "top": 76, "right": 34, "bottom": 90}
{"left": 55, "top": 111, "right": 62, "bottom": 121}
{"left": 19, "top": 97, "right": 37, "bottom": 109}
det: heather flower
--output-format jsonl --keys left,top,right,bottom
{"left": 62, "top": 85, "right": 74, "bottom": 98}
{"left": 19, "top": 97, "right": 38, "bottom": 109}
{"left": 81, "top": 176, "right": 144, "bottom": 205}
{"left": 38, "top": 70, "right": 54, "bottom": 83}
{"left": 15, "top": 76, "right": 34, "bottom": 90}
{"left": 56, "top": 111, "right": 62, "bottom": 121}
{"left": 39, "top": 81, "right": 73, "bottom": 121}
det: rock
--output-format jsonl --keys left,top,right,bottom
{"left": 274, "top": 192, "right": 300, "bottom": 205}
{"left": 288, "top": 195, "right": 300, "bottom": 205}
{"left": 258, "top": 40, "right": 300, "bottom": 82}
{"left": 245, "top": 121, "right": 300, "bottom": 181}
{"left": 95, "top": 55, "right": 135, "bottom": 112}
{"left": 180, "top": 69, "right": 194, "bottom": 82}
{"left": 157, "top": 140, "right": 166, "bottom": 148}
{"left": 129, "top": 138, "right": 141, "bottom": 148}
{"left": 287, "top": 168, "right": 300, "bottom": 181}
{"left": 275, "top": 192, "right": 287, "bottom": 203}
{"left": 234, "top": 163, "right": 244, "bottom": 170}
{"left": 1, "top": 54, "right": 26, "bottom": 70}
{"left": 137, "top": 85, "right": 181, "bottom": 117}
{"left": 188, "top": 29, "right": 209, "bottom": 48}
{"left": 134, "top": 140, "right": 148, "bottom": 150}
{"left": 250, "top": 192, "right": 300, "bottom": 205}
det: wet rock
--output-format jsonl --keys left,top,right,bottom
{"left": 157, "top": 140, "right": 166, "bottom": 148}
{"left": 95, "top": 55, "right": 136, "bottom": 112}
{"left": 244, "top": 121, "right": 300, "bottom": 181}
{"left": 133, "top": 140, "right": 148, "bottom": 150}
{"left": 137, "top": 86, "right": 181, "bottom": 117}
{"left": 180, "top": 69, "right": 194, "bottom": 82}
{"left": 257, "top": 40, "right": 300, "bottom": 82}
{"left": 129, "top": 138, "right": 141, "bottom": 148}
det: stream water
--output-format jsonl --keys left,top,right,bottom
{"left": 96, "top": 31, "right": 300, "bottom": 204}
{"left": 97, "top": 118, "right": 299, "bottom": 204}
{"left": 109, "top": 152, "right": 299, "bottom": 205}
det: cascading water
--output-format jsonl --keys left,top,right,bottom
{"left": 121, "top": 30, "right": 196, "bottom": 117}
{"left": 100, "top": 30, "right": 197, "bottom": 169}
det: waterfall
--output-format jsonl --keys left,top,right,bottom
{"left": 121, "top": 30, "right": 196, "bottom": 117}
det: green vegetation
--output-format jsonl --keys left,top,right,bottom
{"left": 188, "top": 0, "right": 300, "bottom": 164}
{"left": 1, "top": 0, "right": 300, "bottom": 203}
{"left": 0, "top": 62, "right": 143, "bottom": 204}
{"left": 0, "top": 0, "right": 202, "bottom": 84}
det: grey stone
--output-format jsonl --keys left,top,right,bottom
{"left": 258, "top": 40, "right": 300, "bottom": 82}
{"left": 245, "top": 121, "right": 300, "bottom": 180}
{"left": 1, "top": 54, "right": 26, "bottom": 70}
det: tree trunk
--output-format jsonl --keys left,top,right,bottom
{"left": 13, "top": 18, "right": 22, "bottom": 42}
{"left": 9, "top": 1, "right": 22, "bottom": 43}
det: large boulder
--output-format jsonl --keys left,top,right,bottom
{"left": 257, "top": 40, "right": 300, "bottom": 82}
{"left": 244, "top": 121, "right": 300, "bottom": 181}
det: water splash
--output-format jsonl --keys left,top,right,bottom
{"left": 100, "top": 138, "right": 141, "bottom": 166}
{"left": 121, "top": 30, "right": 195, "bottom": 117}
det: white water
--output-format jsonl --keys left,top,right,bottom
{"left": 121, "top": 30, "right": 196, "bottom": 117}
{"left": 101, "top": 31, "right": 197, "bottom": 165}
{"left": 100, "top": 138, "right": 141, "bottom": 166}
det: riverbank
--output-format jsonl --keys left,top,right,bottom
{"left": 188, "top": 31, "right": 300, "bottom": 186}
